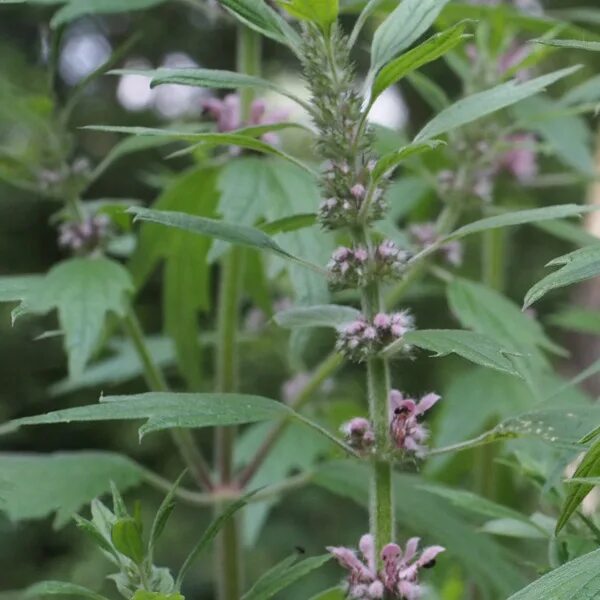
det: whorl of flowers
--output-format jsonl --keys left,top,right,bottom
{"left": 327, "top": 533, "right": 445, "bottom": 599}
{"left": 389, "top": 390, "right": 441, "bottom": 457}
{"left": 341, "top": 417, "right": 375, "bottom": 453}
{"left": 327, "top": 241, "right": 408, "bottom": 290}
{"left": 336, "top": 312, "right": 414, "bottom": 363}
{"left": 58, "top": 214, "right": 111, "bottom": 254}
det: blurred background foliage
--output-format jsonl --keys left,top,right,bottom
{"left": 1, "top": 1, "right": 600, "bottom": 598}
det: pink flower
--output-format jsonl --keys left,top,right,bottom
{"left": 328, "top": 534, "right": 445, "bottom": 599}
{"left": 201, "top": 93, "right": 289, "bottom": 148}
{"left": 58, "top": 214, "right": 111, "bottom": 254}
{"left": 341, "top": 417, "right": 375, "bottom": 452}
{"left": 351, "top": 183, "right": 366, "bottom": 199}
{"left": 499, "top": 133, "right": 538, "bottom": 183}
{"left": 389, "top": 390, "right": 441, "bottom": 457}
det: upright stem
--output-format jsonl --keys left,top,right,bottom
{"left": 122, "top": 310, "right": 213, "bottom": 491}
{"left": 214, "top": 25, "right": 262, "bottom": 600}
{"left": 354, "top": 228, "right": 394, "bottom": 562}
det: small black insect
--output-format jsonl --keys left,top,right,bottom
{"left": 422, "top": 559, "right": 436, "bottom": 569}
{"left": 295, "top": 545, "right": 306, "bottom": 554}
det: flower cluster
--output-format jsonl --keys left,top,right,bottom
{"left": 341, "top": 417, "right": 375, "bottom": 453}
{"left": 318, "top": 161, "right": 388, "bottom": 229}
{"left": 328, "top": 534, "right": 445, "bottom": 599}
{"left": 389, "top": 390, "right": 441, "bottom": 457}
{"left": 58, "top": 214, "right": 111, "bottom": 254}
{"left": 37, "top": 157, "right": 91, "bottom": 194}
{"left": 327, "top": 241, "right": 408, "bottom": 290}
{"left": 201, "top": 93, "right": 289, "bottom": 151}
{"left": 336, "top": 312, "right": 414, "bottom": 362}
{"left": 409, "top": 223, "right": 463, "bottom": 267}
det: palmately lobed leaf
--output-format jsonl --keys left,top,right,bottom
{"left": 13, "top": 257, "right": 134, "bottom": 377}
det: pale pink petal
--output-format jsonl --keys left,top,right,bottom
{"left": 416, "top": 393, "right": 441, "bottom": 415}
{"left": 359, "top": 534, "right": 377, "bottom": 575}
{"left": 418, "top": 545, "right": 445, "bottom": 567}
{"left": 403, "top": 537, "right": 420, "bottom": 563}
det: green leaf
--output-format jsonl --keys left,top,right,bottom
{"left": 371, "top": 139, "right": 445, "bottom": 182}
{"left": 371, "top": 22, "right": 470, "bottom": 103}
{"left": 278, "top": 0, "right": 338, "bottom": 31}
{"left": 273, "top": 304, "right": 361, "bottom": 330}
{"left": 507, "top": 549, "right": 600, "bottom": 599}
{"left": 534, "top": 38, "right": 600, "bottom": 51}
{"left": 0, "top": 392, "right": 291, "bottom": 438}
{"left": 556, "top": 436, "right": 600, "bottom": 533}
{"left": 175, "top": 492, "right": 255, "bottom": 590}
{"left": 412, "top": 205, "right": 595, "bottom": 263}
{"left": 15, "top": 257, "right": 133, "bottom": 377}
{"left": 90, "top": 134, "right": 177, "bottom": 184}
{"left": 0, "top": 274, "right": 42, "bottom": 303}
{"left": 218, "top": 0, "right": 301, "bottom": 50}
{"left": 549, "top": 308, "right": 600, "bottom": 335}
{"left": 402, "top": 329, "right": 520, "bottom": 376}
{"left": 83, "top": 125, "right": 312, "bottom": 173}
{"left": 479, "top": 518, "right": 547, "bottom": 540}
{"left": 524, "top": 245, "right": 600, "bottom": 308}
{"left": 136, "top": 67, "right": 309, "bottom": 110}
{"left": 130, "top": 168, "right": 220, "bottom": 389}
{"left": 129, "top": 207, "right": 326, "bottom": 275}
{"left": 235, "top": 421, "right": 331, "bottom": 546}
{"left": 26, "top": 582, "right": 110, "bottom": 600}
{"left": 314, "top": 461, "right": 526, "bottom": 596}
{"left": 0, "top": 393, "right": 352, "bottom": 454}
{"left": 448, "top": 277, "right": 563, "bottom": 364}
{"left": 0, "top": 452, "right": 144, "bottom": 527}
{"left": 414, "top": 66, "right": 581, "bottom": 142}
{"left": 370, "top": 0, "right": 452, "bottom": 75}
{"left": 111, "top": 517, "right": 145, "bottom": 564}
{"left": 50, "top": 0, "right": 166, "bottom": 27}
{"left": 49, "top": 336, "right": 175, "bottom": 396}
{"left": 419, "top": 485, "right": 540, "bottom": 525}
{"left": 242, "top": 553, "right": 332, "bottom": 600}
{"left": 149, "top": 471, "right": 186, "bottom": 559}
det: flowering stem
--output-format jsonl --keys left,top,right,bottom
{"left": 214, "top": 24, "right": 262, "bottom": 600}
{"left": 121, "top": 310, "right": 214, "bottom": 491}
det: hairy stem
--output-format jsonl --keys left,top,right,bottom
{"left": 214, "top": 25, "right": 262, "bottom": 600}
{"left": 122, "top": 310, "right": 213, "bottom": 490}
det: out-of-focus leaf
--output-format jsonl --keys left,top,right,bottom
{"left": 0, "top": 452, "right": 144, "bottom": 527}
{"left": 371, "top": 22, "right": 469, "bottom": 103}
{"left": 14, "top": 257, "right": 133, "bottom": 377}
{"left": 479, "top": 518, "right": 547, "bottom": 539}
{"left": 314, "top": 461, "right": 526, "bottom": 596}
{"left": 235, "top": 422, "right": 331, "bottom": 546}
{"left": 0, "top": 274, "right": 42, "bottom": 302}
{"left": 412, "top": 205, "right": 593, "bottom": 263}
{"left": 370, "top": 0, "right": 452, "bottom": 75}
{"left": 26, "top": 582, "right": 110, "bottom": 600}
{"left": 131, "top": 593, "right": 183, "bottom": 600}
{"left": 549, "top": 308, "right": 600, "bottom": 335}
{"left": 49, "top": 0, "right": 167, "bottom": 27}
{"left": 448, "top": 278, "right": 563, "bottom": 367}
{"left": 507, "top": 549, "right": 600, "bottom": 599}
{"left": 242, "top": 553, "right": 332, "bottom": 600}
{"left": 524, "top": 244, "right": 600, "bottom": 308}
{"left": 175, "top": 491, "right": 255, "bottom": 590}
{"left": 534, "top": 38, "right": 600, "bottom": 51}
{"left": 49, "top": 336, "right": 175, "bottom": 396}
{"left": 129, "top": 168, "right": 219, "bottom": 388}
{"left": 274, "top": 305, "right": 360, "bottom": 330}
{"left": 561, "top": 74, "right": 600, "bottom": 106}
{"left": 400, "top": 329, "right": 520, "bottom": 376}
{"left": 148, "top": 472, "right": 186, "bottom": 559}
{"left": 414, "top": 66, "right": 581, "bottom": 142}
{"left": 109, "top": 68, "right": 309, "bottom": 109}
{"left": 556, "top": 436, "right": 600, "bottom": 533}
{"left": 308, "top": 590, "right": 345, "bottom": 600}
{"left": 111, "top": 517, "right": 145, "bottom": 564}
